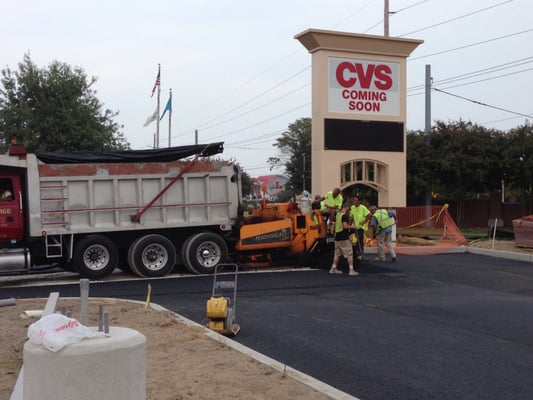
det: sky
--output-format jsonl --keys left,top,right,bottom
{"left": 3, "top": 0, "right": 533, "bottom": 177}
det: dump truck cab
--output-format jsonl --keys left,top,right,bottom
{"left": 0, "top": 172, "right": 24, "bottom": 244}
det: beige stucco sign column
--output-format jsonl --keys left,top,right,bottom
{"left": 295, "top": 29, "right": 422, "bottom": 207}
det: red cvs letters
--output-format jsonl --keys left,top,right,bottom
{"left": 336, "top": 62, "right": 393, "bottom": 90}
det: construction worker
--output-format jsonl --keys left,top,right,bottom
{"left": 311, "top": 194, "right": 322, "bottom": 225}
{"left": 349, "top": 196, "right": 371, "bottom": 261}
{"left": 300, "top": 190, "right": 312, "bottom": 216}
{"left": 320, "top": 188, "right": 343, "bottom": 234}
{"left": 368, "top": 205, "right": 396, "bottom": 262}
{"left": 329, "top": 203, "right": 358, "bottom": 276}
{"left": 243, "top": 204, "right": 255, "bottom": 223}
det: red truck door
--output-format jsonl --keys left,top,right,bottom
{"left": 0, "top": 175, "right": 24, "bottom": 242}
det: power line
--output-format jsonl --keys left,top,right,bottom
{"left": 363, "top": 0, "right": 430, "bottom": 34}
{"left": 481, "top": 114, "right": 533, "bottom": 126}
{"left": 204, "top": 103, "right": 310, "bottom": 142}
{"left": 333, "top": 0, "right": 378, "bottom": 29}
{"left": 229, "top": 137, "right": 281, "bottom": 148}
{"left": 406, "top": 51, "right": 533, "bottom": 119}
{"left": 178, "top": 50, "right": 305, "bottom": 129}
{"left": 409, "top": 28, "right": 533, "bottom": 61}
{"left": 399, "top": 0, "right": 513, "bottom": 37}
{"left": 433, "top": 87, "right": 533, "bottom": 119}
{"left": 407, "top": 66, "right": 533, "bottom": 98}
{"left": 227, "top": 129, "right": 284, "bottom": 147}
{"left": 436, "top": 56, "right": 533, "bottom": 84}
{"left": 436, "top": 66, "right": 533, "bottom": 91}
{"left": 199, "top": 83, "right": 310, "bottom": 132}
{"left": 394, "top": 0, "right": 431, "bottom": 14}
{"left": 198, "top": 66, "right": 310, "bottom": 130}
{"left": 407, "top": 55, "right": 533, "bottom": 94}
{"left": 242, "top": 165, "right": 275, "bottom": 171}
{"left": 226, "top": 146, "right": 274, "bottom": 150}
{"left": 175, "top": 65, "right": 310, "bottom": 139}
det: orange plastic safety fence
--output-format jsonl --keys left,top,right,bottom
{"left": 365, "top": 204, "right": 467, "bottom": 256}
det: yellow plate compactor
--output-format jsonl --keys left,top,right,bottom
{"left": 206, "top": 263, "right": 240, "bottom": 336}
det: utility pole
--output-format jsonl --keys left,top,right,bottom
{"left": 384, "top": 0, "right": 390, "bottom": 36}
{"left": 425, "top": 65, "right": 431, "bottom": 142}
{"left": 302, "top": 154, "right": 306, "bottom": 191}
{"left": 425, "top": 64, "right": 432, "bottom": 222}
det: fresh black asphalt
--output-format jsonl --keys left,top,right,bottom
{"left": 2, "top": 253, "right": 533, "bottom": 400}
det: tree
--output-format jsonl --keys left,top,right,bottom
{"left": 406, "top": 129, "right": 440, "bottom": 203}
{"left": 268, "top": 117, "right": 311, "bottom": 194}
{"left": 406, "top": 120, "right": 507, "bottom": 223}
{"left": 0, "top": 53, "right": 128, "bottom": 153}
{"left": 240, "top": 169, "right": 254, "bottom": 198}
{"left": 430, "top": 120, "right": 502, "bottom": 198}
{"left": 501, "top": 122, "right": 533, "bottom": 213}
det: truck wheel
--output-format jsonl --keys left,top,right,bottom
{"left": 183, "top": 232, "right": 228, "bottom": 274}
{"left": 73, "top": 235, "right": 118, "bottom": 279}
{"left": 127, "top": 234, "right": 176, "bottom": 277}
{"left": 180, "top": 235, "right": 197, "bottom": 274}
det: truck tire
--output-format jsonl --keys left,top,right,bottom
{"left": 73, "top": 235, "right": 119, "bottom": 279}
{"left": 127, "top": 234, "right": 177, "bottom": 277}
{"left": 116, "top": 249, "right": 131, "bottom": 273}
{"left": 182, "top": 232, "right": 228, "bottom": 274}
{"left": 180, "top": 235, "right": 198, "bottom": 274}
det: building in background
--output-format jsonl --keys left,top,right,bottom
{"left": 249, "top": 174, "right": 289, "bottom": 202}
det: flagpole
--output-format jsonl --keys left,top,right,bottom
{"left": 168, "top": 89, "right": 172, "bottom": 147}
{"left": 156, "top": 64, "right": 161, "bottom": 149}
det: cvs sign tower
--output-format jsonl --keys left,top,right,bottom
{"left": 295, "top": 29, "right": 422, "bottom": 207}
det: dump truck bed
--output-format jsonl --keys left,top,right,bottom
{"left": 5, "top": 143, "right": 241, "bottom": 237}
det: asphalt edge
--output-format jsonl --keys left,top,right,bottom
{"left": 465, "top": 246, "right": 533, "bottom": 262}
{"left": 148, "top": 301, "right": 360, "bottom": 400}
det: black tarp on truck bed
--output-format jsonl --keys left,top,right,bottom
{"left": 35, "top": 142, "right": 224, "bottom": 164}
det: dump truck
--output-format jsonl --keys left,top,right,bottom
{"left": 0, "top": 142, "right": 329, "bottom": 279}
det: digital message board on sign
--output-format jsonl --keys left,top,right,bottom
{"left": 328, "top": 57, "right": 400, "bottom": 116}
{"left": 324, "top": 119, "right": 404, "bottom": 152}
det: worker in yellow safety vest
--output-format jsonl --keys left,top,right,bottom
{"left": 369, "top": 205, "right": 396, "bottom": 262}
{"left": 349, "top": 196, "right": 370, "bottom": 261}
{"left": 320, "top": 188, "right": 343, "bottom": 234}
{"left": 329, "top": 203, "right": 358, "bottom": 276}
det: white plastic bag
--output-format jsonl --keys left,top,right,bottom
{"left": 27, "top": 313, "right": 101, "bottom": 352}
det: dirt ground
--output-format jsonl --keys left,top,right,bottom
{"left": 0, "top": 298, "right": 329, "bottom": 400}
{"left": 467, "top": 238, "right": 533, "bottom": 254}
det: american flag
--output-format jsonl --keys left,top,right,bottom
{"left": 151, "top": 69, "right": 160, "bottom": 97}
